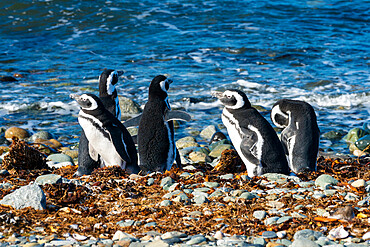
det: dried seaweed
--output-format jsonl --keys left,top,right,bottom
{"left": 213, "top": 149, "right": 246, "bottom": 173}
{"left": 0, "top": 156, "right": 369, "bottom": 240}
{"left": 1, "top": 137, "right": 47, "bottom": 171}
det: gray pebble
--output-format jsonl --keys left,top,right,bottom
{"left": 203, "top": 182, "right": 219, "bottom": 188}
{"left": 253, "top": 210, "right": 267, "bottom": 220}
{"left": 294, "top": 229, "right": 324, "bottom": 241}
{"left": 315, "top": 174, "right": 338, "bottom": 189}
{"left": 161, "top": 231, "right": 187, "bottom": 239}
{"left": 0, "top": 183, "right": 46, "bottom": 210}
{"left": 265, "top": 216, "right": 280, "bottom": 225}
{"left": 239, "top": 192, "right": 255, "bottom": 200}
{"left": 46, "top": 153, "right": 74, "bottom": 164}
{"left": 276, "top": 216, "right": 292, "bottom": 224}
{"left": 220, "top": 174, "right": 234, "bottom": 180}
{"left": 186, "top": 235, "right": 207, "bottom": 245}
{"left": 160, "top": 177, "right": 174, "bottom": 188}
{"left": 144, "top": 222, "right": 157, "bottom": 228}
{"left": 193, "top": 195, "right": 209, "bottom": 205}
{"left": 291, "top": 238, "right": 320, "bottom": 247}
{"left": 172, "top": 193, "right": 189, "bottom": 203}
{"left": 262, "top": 231, "right": 277, "bottom": 239}
{"left": 35, "top": 174, "right": 62, "bottom": 185}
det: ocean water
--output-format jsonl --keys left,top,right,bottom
{"left": 0, "top": 0, "right": 369, "bottom": 154}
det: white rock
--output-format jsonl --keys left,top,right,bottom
{"left": 328, "top": 226, "right": 349, "bottom": 240}
{"left": 213, "top": 231, "right": 224, "bottom": 240}
{"left": 72, "top": 233, "right": 87, "bottom": 241}
{"left": 351, "top": 179, "right": 365, "bottom": 188}
{"left": 363, "top": 231, "right": 370, "bottom": 240}
{"left": 112, "top": 230, "right": 134, "bottom": 241}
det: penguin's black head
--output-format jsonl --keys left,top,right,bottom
{"left": 271, "top": 100, "right": 289, "bottom": 128}
{"left": 148, "top": 75, "right": 173, "bottom": 109}
{"left": 149, "top": 75, "right": 172, "bottom": 98}
{"left": 99, "top": 69, "right": 123, "bottom": 96}
{"left": 212, "top": 89, "right": 251, "bottom": 110}
{"left": 70, "top": 93, "right": 103, "bottom": 111}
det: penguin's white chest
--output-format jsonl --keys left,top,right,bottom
{"left": 78, "top": 113, "right": 124, "bottom": 168}
{"left": 221, "top": 109, "right": 262, "bottom": 177}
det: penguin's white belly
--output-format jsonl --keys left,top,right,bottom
{"left": 78, "top": 117, "right": 124, "bottom": 168}
{"left": 222, "top": 110, "right": 261, "bottom": 177}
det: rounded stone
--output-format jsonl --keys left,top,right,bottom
{"left": 293, "top": 229, "right": 323, "bottom": 241}
{"left": 239, "top": 192, "right": 255, "bottom": 200}
{"left": 176, "top": 136, "right": 199, "bottom": 149}
{"left": 160, "top": 177, "right": 174, "bottom": 187}
{"left": 203, "top": 182, "right": 220, "bottom": 188}
{"left": 160, "top": 200, "right": 172, "bottom": 207}
{"left": 291, "top": 238, "right": 319, "bottom": 247}
{"left": 351, "top": 179, "right": 366, "bottom": 188}
{"left": 47, "top": 153, "right": 74, "bottom": 164}
{"left": 315, "top": 174, "right": 338, "bottom": 189}
{"left": 5, "top": 127, "right": 30, "bottom": 140}
{"left": 253, "top": 210, "right": 267, "bottom": 220}
{"left": 262, "top": 231, "right": 277, "bottom": 239}
{"left": 189, "top": 151, "right": 211, "bottom": 163}
{"left": 35, "top": 174, "right": 62, "bottom": 185}
{"left": 118, "top": 96, "right": 142, "bottom": 117}
{"left": 62, "top": 150, "right": 78, "bottom": 159}
{"left": 342, "top": 127, "right": 367, "bottom": 143}
{"left": 200, "top": 125, "right": 218, "bottom": 140}
{"left": 209, "top": 144, "right": 233, "bottom": 158}
{"left": 30, "top": 131, "right": 53, "bottom": 142}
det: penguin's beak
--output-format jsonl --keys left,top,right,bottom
{"left": 211, "top": 91, "right": 224, "bottom": 99}
{"left": 165, "top": 78, "right": 173, "bottom": 85}
{"left": 69, "top": 94, "right": 79, "bottom": 100}
{"left": 117, "top": 70, "right": 124, "bottom": 76}
{"left": 69, "top": 94, "right": 84, "bottom": 106}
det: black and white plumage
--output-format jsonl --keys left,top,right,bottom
{"left": 213, "top": 89, "right": 289, "bottom": 177}
{"left": 137, "top": 75, "right": 191, "bottom": 173}
{"left": 76, "top": 69, "right": 125, "bottom": 176}
{"left": 271, "top": 99, "right": 320, "bottom": 173}
{"left": 71, "top": 93, "right": 139, "bottom": 174}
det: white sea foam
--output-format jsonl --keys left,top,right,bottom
{"left": 233, "top": 79, "right": 263, "bottom": 88}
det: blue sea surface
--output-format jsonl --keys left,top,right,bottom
{"left": 0, "top": 0, "right": 369, "bottom": 153}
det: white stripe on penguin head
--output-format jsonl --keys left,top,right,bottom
{"left": 106, "top": 71, "right": 118, "bottom": 95}
{"left": 224, "top": 90, "right": 245, "bottom": 110}
{"left": 80, "top": 94, "right": 98, "bottom": 111}
{"left": 271, "top": 104, "right": 289, "bottom": 128}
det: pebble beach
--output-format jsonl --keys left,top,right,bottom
{"left": 0, "top": 121, "right": 370, "bottom": 247}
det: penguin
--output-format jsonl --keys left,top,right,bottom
{"left": 71, "top": 93, "right": 139, "bottom": 174}
{"left": 271, "top": 99, "right": 320, "bottom": 173}
{"left": 137, "top": 75, "right": 191, "bottom": 173}
{"left": 76, "top": 69, "right": 125, "bottom": 176}
{"left": 212, "top": 89, "right": 289, "bottom": 177}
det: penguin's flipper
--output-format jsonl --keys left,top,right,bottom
{"left": 240, "top": 128, "right": 260, "bottom": 164}
{"left": 105, "top": 125, "right": 132, "bottom": 163}
{"left": 123, "top": 114, "right": 142, "bottom": 128}
{"left": 165, "top": 110, "right": 191, "bottom": 122}
{"left": 88, "top": 143, "right": 99, "bottom": 162}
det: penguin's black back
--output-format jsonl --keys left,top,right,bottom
{"left": 274, "top": 99, "right": 320, "bottom": 172}
{"left": 138, "top": 97, "right": 170, "bottom": 172}
{"left": 229, "top": 107, "right": 289, "bottom": 175}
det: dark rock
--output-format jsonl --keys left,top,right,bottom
{"left": 0, "top": 76, "right": 17, "bottom": 82}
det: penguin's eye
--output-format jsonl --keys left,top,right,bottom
{"left": 226, "top": 95, "right": 231, "bottom": 99}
